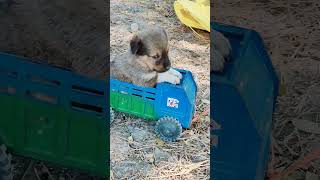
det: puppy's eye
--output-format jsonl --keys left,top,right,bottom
{"left": 152, "top": 54, "right": 160, "bottom": 59}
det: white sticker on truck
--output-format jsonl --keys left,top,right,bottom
{"left": 167, "top": 98, "right": 179, "bottom": 108}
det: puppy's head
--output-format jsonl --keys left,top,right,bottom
{"left": 129, "top": 26, "right": 170, "bottom": 72}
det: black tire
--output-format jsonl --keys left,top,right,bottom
{"left": 155, "top": 117, "right": 182, "bottom": 142}
{"left": 0, "top": 144, "right": 13, "bottom": 180}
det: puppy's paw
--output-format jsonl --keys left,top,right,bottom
{"left": 168, "top": 68, "right": 183, "bottom": 79}
{"left": 157, "top": 71, "right": 181, "bottom": 85}
{"left": 212, "top": 49, "right": 226, "bottom": 72}
{"left": 212, "top": 30, "right": 232, "bottom": 72}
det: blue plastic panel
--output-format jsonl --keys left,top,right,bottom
{"left": 0, "top": 52, "right": 108, "bottom": 117}
{"left": 211, "top": 23, "right": 279, "bottom": 180}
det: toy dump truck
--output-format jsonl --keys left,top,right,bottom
{"left": 0, "top": 53, "right": 109, "bottom": 179}
{"left": 110, "top": 69, "right": 198, "bottom": 142}
{"left": 211, "top": 23, "right": 279, "bottom": 180}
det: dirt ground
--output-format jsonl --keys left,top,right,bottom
{"left": 214, "top": 0, "right": 320, "bottom": 179}
{"left": 110, "top": 0, "right": 210, "bottom": 179}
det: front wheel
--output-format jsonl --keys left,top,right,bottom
{"left": 0, "top": 144, "right": 13, "bottom": 180}
{"left": 155, "top": 117, "right": 182, "bottom": 142}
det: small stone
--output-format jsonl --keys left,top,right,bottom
{"left": 113, "top": 161, "right": 152, "bottom": 179}
{"left": 191, "top": 155, "right": 207, "bottom": 163}
{"left": 127, "top": 125, "right": 134, "bottom": 132}
{"left": 130, "top": 23, "right": 139, "bottom": 32}
{"left": 128, "top": 136, "right": 134, "bottom": 143}
{"left": 146, "top": 154, "right": 154, "bottom": 163}
{"left": 154, "top": 147, "right": 171, "bottom": 164}
{"left": 131, "top": 128, "right": 148, "bottom": 142}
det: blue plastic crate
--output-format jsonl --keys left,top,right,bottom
{"left": 211, "top": 23, "right": 279, "bottom": 180}
{"left": 0, "top": 52, "right": 109, "bottom": 176}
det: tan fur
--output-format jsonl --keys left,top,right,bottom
{"left": 212, "top": 30, "right": 232, "bottom": 72}
{"left": 111, "top": 26, "right": 171, "bottom": 87}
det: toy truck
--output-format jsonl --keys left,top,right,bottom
{"left": 211, "top": 23, "right": 279, "bottom": 180}
{"left": 0, "top": 52, "right": 109, "bottom": 179}
{"left": 110, "top": 69, "right": 198, "bottom": 142}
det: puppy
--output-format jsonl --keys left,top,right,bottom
{"left": 111, "top": 26, "right": 182, "bottom": 87}
{"left": 212, "top": 30, "right": 232, "bottom": 72}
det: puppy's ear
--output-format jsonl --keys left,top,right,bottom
{"left": 130, "top": 35, "right": 143, "bottom": 55}
{"left": 161, "top": 28, "right": 168, "bottom": 40}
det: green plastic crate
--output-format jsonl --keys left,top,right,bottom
{"left": 0, "top": 53, "right": 109, "bottom": 177}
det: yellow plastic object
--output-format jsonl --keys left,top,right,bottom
{"left": 174, "top": 0, "right": 210, "bottom": 32}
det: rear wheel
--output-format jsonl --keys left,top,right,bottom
{"left": 0, "top": 144, "right": 13, "bottom": 180}
{"left": 155, "top": 117, "right": 182, "bottom": 142}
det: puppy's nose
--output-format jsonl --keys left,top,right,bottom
{"left": 164, "top": 60, "right": 171, "bottom": 70}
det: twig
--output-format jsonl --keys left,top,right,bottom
{"left": 41, "top": 163, "right": 55, "bottom": 180}
{"left": 268, "top": 147, "right": 320, "bottom": 180}
{"left": 21, "top": 160, "right": 35, "bottom": 180}
{"left": 33, "top": 167, "right": 41, "bottom": 180}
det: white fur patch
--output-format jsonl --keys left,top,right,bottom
{"left": 168, "top": 68, "right": 183, "bottom": 79}
{"left": 157, "top": 70, "right": 181, "bottom": 85}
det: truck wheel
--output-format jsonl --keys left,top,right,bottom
{"left": 110, "top": 107, "right": 115, "bottom": 125}
{"left": 155, "top": 117, "right": 182, "bottom": 142}
{"left": 0, "top": 144, "right": 13, "bottom": 180}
